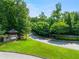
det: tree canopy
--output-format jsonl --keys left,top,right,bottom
{"left": 0, "top": 0, "right": 31, "bottom": 34}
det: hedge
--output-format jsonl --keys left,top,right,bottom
{"left": 53, "top": 34, "right": 79, "bottom": 41}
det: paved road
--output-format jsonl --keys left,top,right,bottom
{"left": 0, "top": 52, "right": 42, "bottom": 59}
{"left": 30, "top": 34, "right": 79, "bottom": 50}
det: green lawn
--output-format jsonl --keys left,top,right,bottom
{"left": 0, "top": 39, "right": 79, "bottom": 59}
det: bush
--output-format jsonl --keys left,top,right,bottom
{"left": 50, "top": 21, "right": 69, "bottom": 34}
{"left": 73, "top": 23, "right": 79, "bottom": 35}
{"left": 32, "top": 21, "right": 49, "bottom": 36}
{"left": 53, "top": 34, "right": 79, "bottom": 41}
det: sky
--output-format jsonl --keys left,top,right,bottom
{"left": 24, "top": 0, "right": 79, "bottom": 17}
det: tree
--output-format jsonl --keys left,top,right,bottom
{"left": 0, "top": 0, "right": 8, "bottom": 30}
{"left": 73, "top": 21, "right": 79, "bottom": 35}
{"left": 72, "top": 12, "right": 79, "bottom": 24}
{"left": 71, "top": 12, "right": 79, "bottom": 35}
{"left": 38, "top": 12, "right": 47, "bottom": 21}
{"left": 0, "top": 0, "right": 30, "bottom": 35}
{"left": 51, "top": 3, "right": 62, "bottom": 21}
{"left": 0, "top": 25, "right": 6, "bottom": 35}
{"left": 14, "top": 0, "right": 30, "bottom": 34}
{"left": 30, "top": 17, "right": 38, "bottom": 22}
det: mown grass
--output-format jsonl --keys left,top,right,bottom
{"left": 0, "top": 39, "right": 79, "bottom": 59}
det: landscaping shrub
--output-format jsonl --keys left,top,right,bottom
{"left": 50, "top": 21, "right": 69, "bottom": 34}
{"left": 53, "top": 34, "right": 79, "bottom": 41}
{"left": 32, "top": 21, "right": 50, "bottom": 36}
